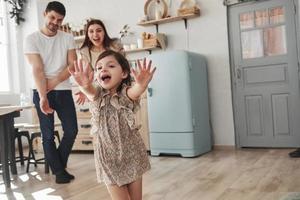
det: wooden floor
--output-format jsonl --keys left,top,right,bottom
{"left": 1, "top": 148, "right": 300, "bottom": 200}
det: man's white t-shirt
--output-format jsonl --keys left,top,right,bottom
{"left": 24, "top": 30, "right": 76, "bottom": 90}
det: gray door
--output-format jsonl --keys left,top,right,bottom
{"left": 229, "top": 0, "right": 300, "bottom": 147}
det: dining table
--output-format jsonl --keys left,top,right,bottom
{"left": 0, "top": 105, "right": 33, "bottom": 188}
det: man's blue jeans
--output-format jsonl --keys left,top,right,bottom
{"left": 33, "top": 90, "right": 78, "bottom": 174}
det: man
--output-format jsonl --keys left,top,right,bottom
{"left": 289, "top": 149, "right": 300, "bottom": 158}
{"left": 24, "top": 1, "right": 78, "bottom": 184}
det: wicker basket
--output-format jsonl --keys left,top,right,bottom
{"left": 143, "top": 33, "right": 167, "bottom": 49}
{"left": 177, "top": 6, "right": 200, "bottom": 16}
{"left": 143, "top": 38, "right": 159, "bottom": 48}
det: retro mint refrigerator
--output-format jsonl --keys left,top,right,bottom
{"left": 147, "top": 50, "right": 211, "bottom": 157}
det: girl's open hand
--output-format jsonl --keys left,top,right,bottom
{"left": 75, "top": 91, "right": 89, "bottom": 105}
{"left": 69, "top": 59, "right": 94, "bottom": 88}
{"left": 131, "top": 58, "right": 156, "bottom": 89}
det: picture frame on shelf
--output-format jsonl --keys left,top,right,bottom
{"left": 144, "top": 0, "right": 168, "bottom": 21}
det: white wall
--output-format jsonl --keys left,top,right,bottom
{"left": 0, "top": 2, "right": 20, "bottom": 105}
{"left": 18, "top": 0, "right": 235, "bottom": 145}
{"left": 0, "top": 0, "right": 42, "bottom": 123}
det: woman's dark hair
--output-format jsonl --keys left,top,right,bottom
{"left": 96, "top": 50, "right": 132, "bottom": 92}
{"left": 80, "top": 19, "right": 114, "bottom": 50}
{"left": 45, "top": 1, "right": 66, "bottom": 16}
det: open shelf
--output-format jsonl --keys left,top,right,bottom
{"left": 74, "top": 35, "right": 85, "bottom": 43}
{"left": 137, "top": 13, "right": 200, "bottom": 26}
{"left": 125, "top": 46, "right": 160, "bottom": 54}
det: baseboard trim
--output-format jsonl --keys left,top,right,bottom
{"left": 213, "top": 145, "right": 236, "bottom": 150}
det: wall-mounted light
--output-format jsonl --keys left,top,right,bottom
{"left": 4, "top": 0, "right": 26, "bottom": 25}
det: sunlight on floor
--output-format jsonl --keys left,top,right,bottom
{"left": 11, "top": 192, "right": 26, "bottom": 200}
{"left": 0, "top": 182, "right": 18, "bottom": 192}
{"left": 30, "top": 172, "right": 38, "bottom": 176}
{"left": 30, "top": 171, "right": 42, "bottom": 181}
{"left": 1, "top": 170, "right": 58, "bottom": 199}
{"left": 32, "top": 188, "right": 63, "bottom": 200}
{"left": 18, "top": 174, "right": 29, "bottom": 182}
{"left": 0, "top": 192, "right": 25, "bottom": 200}
{"left": 0, "top": 194, "right": 9, "bottom": 200}
{"left": 0, "top": 186, "right": 63, "bottom": 200}
{"left": 18, "top": 173, "right": 42, "bottom": 182}
{"left": 1, "top": 171, "right": 43, "bottom": 189}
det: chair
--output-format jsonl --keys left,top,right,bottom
{"left": 27, "top": 130, "right": 61, "bottom": 173}
{"left": 14, "top": 123, "right": 31, "bottom": 165}
{"left": 22, "top": 123, "right": 61, "bottom": 173}
{"left": 0, "top": 124, "right": 30, "bottom": 172}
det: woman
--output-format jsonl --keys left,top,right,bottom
{"left": 79, "top": 19, "right": 123, "bottom": 69}
{"left": 76, "top": 19, "right": 123, "bottom": 104}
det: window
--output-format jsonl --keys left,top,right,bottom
{"left": 239, "top": 7, "right": 287, "bottom": 59}
{"left": 0, "top": 0, "right": 10, "bottom": 92}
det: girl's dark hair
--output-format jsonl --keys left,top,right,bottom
{"left": 45, "top": 1, "right": 66, "bottom": 16}
{"left": 96, "top": 50, "right": 132, "bottom": 92}
{"left": 80, "top": 19, "right": 114, "bottom": 51}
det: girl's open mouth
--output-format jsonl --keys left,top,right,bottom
{"left": 101, "top": 74, "right": 111, "bottom": 83}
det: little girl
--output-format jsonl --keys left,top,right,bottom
{"left": 69, "top": 50, "right": 155, "bottom": 200}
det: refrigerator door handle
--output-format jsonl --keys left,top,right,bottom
{"left": 148, "top": 87, "right": 153, "bottom": 97}
{"left": 236, "top": 68, "right": 241, "bottom": 79}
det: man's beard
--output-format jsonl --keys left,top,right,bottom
{"left": 47, "top": 23, "right": 59, "bottom": 33}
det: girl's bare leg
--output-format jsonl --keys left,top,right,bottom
{"left": 127, "top": 178, "right": 143, "bottom": 200}
{"left": 106, "top": 184, "right": 130, "bottom": 200}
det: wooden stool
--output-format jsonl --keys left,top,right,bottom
{"left": 22, "top": 123, "right": 61, "bottom": 173}
{"left": 0, "top": 125, "right": 30, "bottom": 171}
{"left": 26, "top": 130, "right": 61, "bottom": 173}
{"left": 14, "top": 128, "right": 30, "bottom": 165}
{"left": 14, "top": 123, "right": 32, "bottom": 166}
